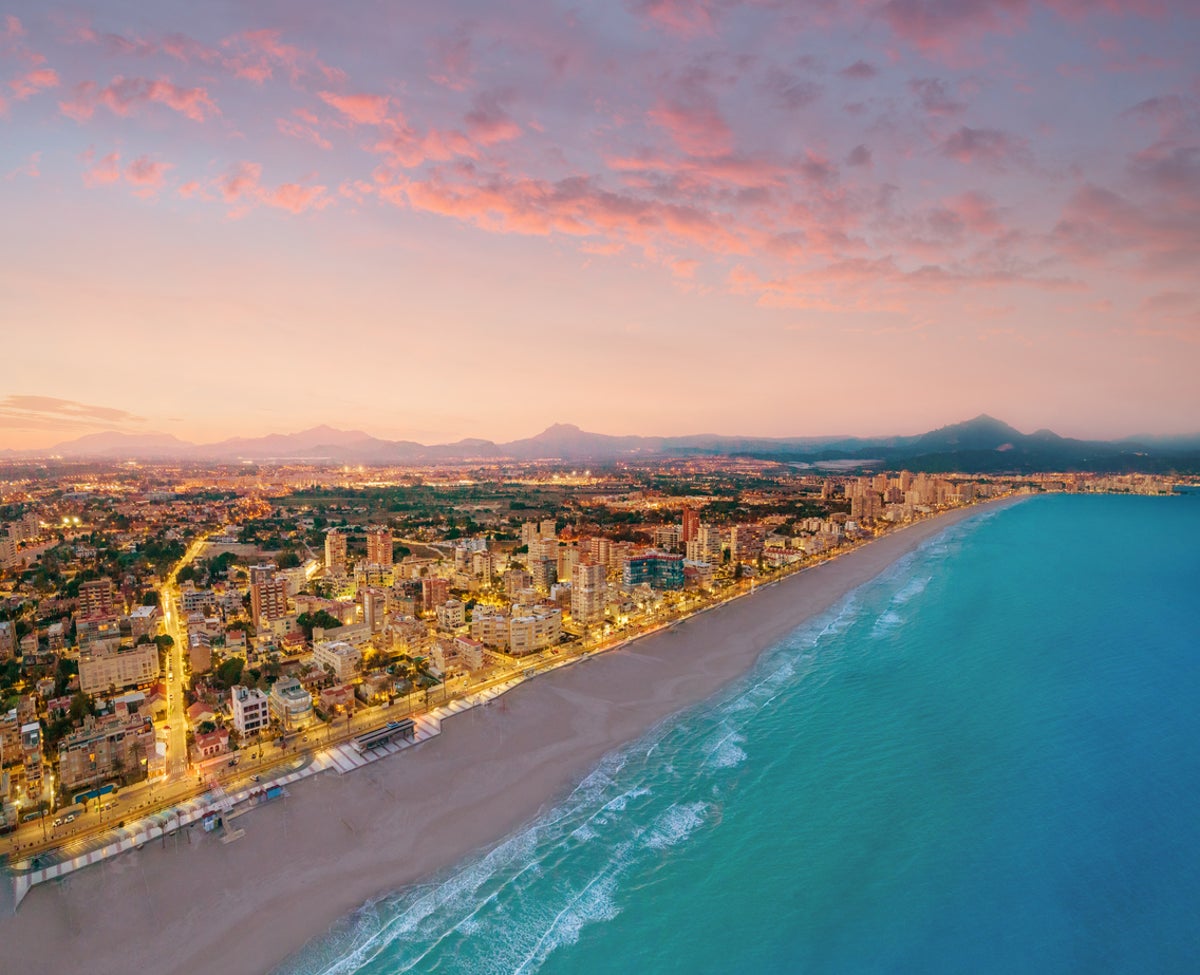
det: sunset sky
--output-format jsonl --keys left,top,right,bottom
{"left": 1, "top": 1, "right": 1197, "bottom": 449}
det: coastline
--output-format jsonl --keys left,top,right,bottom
{"left": 0, "top": 498, "right": 1022, "bottom": 975}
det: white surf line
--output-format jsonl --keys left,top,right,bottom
{"left": 7, "top": 676, "right": 527, "bottom": 908}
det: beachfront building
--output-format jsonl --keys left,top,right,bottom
{"left": 79, "top": 643, "right": 160, "bottom": 696}
{"left": 58, "top": 704, "right": 157, "bottom": 793}
{"left": 268, "top": 677, "right": 315, "bottom": 731}
{"left": 509, "top": 609, "right": 563, "bottom": 655}
{"left": 470, "top": 611, "right": 509, "bottom": 649}
{"left": 230, "top": 685, "right": 270, "bottom": 737}
{"left": 431, "top": 636, "right": 486, "bottom": 674}
{"left": 571, "top": 561, "right": 606, "bottom": 625}
{"left": 190, "top": 728, "right": 230, "bottom": 766}
{"left": 622, "top": 551, "right": 685, "bottom": 590}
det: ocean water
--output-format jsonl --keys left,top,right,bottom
{"left": 279, "top": 494, "right": 1200, "bottom": 975}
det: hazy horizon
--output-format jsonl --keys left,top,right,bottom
{"left": 2, "top": 2, "right": 1197, "bottom": 448}
{"left": 3, "top": 411, "right": 1198, "bottom": 454}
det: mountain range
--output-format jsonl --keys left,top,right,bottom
{"left": 4, "top": 416, "right": 1199, "bottom": 474}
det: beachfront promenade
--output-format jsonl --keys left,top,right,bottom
{"left": 5, "top": 675, "right": 530, "bottom": 909}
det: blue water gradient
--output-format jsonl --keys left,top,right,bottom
{"left": 279, "top": 494, "right": 1200, "bottom": 975}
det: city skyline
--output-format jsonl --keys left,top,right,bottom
{"left": 2, "top": 1, "right": 1198, "bottom": 447}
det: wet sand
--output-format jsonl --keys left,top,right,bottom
{"left": 0, "top": 499, "right": 1017, "bottom": 975}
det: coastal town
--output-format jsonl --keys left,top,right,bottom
{"left": 0, "top": 461, "right": 1182, "bottom": 868}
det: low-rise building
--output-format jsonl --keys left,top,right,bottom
{"left": 269, "top": 677, "right": 315, "bottom": 731}
{"left": 190, "top": 728, "right": 230, "bottom": 766}
{"left": 230, "top": 685, "right": 270, "bottom": 737}
{"left": 313, "top": 640, "right": 362, "bottom": 682}
{"left": 127, "top": 604, "right": 160, "bottom": 641}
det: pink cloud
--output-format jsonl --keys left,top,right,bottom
{"left": 277, "top": 116, "right": 332, "bottom": 150}
{"left": 840, "top": 60, "right": 878, "bottom": 80}
{"left": 846, "top": 144, "right": 873, "bottom": 167}
{"left": 60, "top": 76, "right": 219, "bottom": 122}
{"left": 630, "top": 0, "right": 720, "bottom": 37}
{"left": 9, "top": 66, "right": 59, "bottom": 100}
{"left": 214, "top": 161, "right": 331, "bottom": 217}
{"left": 318, "top": 90, "right": 390, "bottom": 125}
{"left": 648, "top": 90, "right": 733, "bottom": 156}
{"left": 910, "top": 77, "right": 965, "bottom": 115}
{"left": 225, "top": 29, "right": 343, "bottom": 84}
{"left": 4, "top": 151, "right": 40, "bottom": 180}
{"left": 940, "top": 126, "right": 1030, "bottom": 167}
{"left": 82, "top": 150, "right": 121, "bottom": 187}
{"left": 3, "top": 14, "right": 24, "bottom": 40}
{"left": 1128, "top": 143, "right": 1200, "bottom": 198}
{"left": 875, "top": 0, "right": 1030, "bottom": 57}
{"left": 945, "top": 190, "right": 1003, "bottom": 234}
{"left": 761, "top": 67, "right": 822, "bottom": 111}
{"left": 607, "top": 150, "right": 789, "bottom": 190}
{"left": 428, "top": 25, "right": 474, "bottom": 90}
{"left": 385, "top": 169, "right": 750, "bottom": 260}
{"left": 1053, "top": 182, "right": 1199, "bottom": 274}
{"left": 265, "top": 182, "right": 330, "bottom": 214}
{"left": 464, "top": 90, "right": 521, "bottom": 145}
{"left": 124, "top": 155, "right": 172, "bottom": 194}
{"left": 221, "top": 161, "right": 262, "bottom": 203}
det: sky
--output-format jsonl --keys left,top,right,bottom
{"left": 1, "top": 0, "right": 1198, "bottom": 449}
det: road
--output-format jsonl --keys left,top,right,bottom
{"left": 160, "top": 532, "right": 213, "bottom": 783}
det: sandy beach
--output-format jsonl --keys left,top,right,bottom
{"left": 0, "top": 499, "right": 1016, "bottom": 975}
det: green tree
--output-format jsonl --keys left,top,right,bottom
{"left": 296, "top": 610, "right": 343, "bottom": 640}
{"left": 214, "top": 657, "right": 245, "bottom": 690}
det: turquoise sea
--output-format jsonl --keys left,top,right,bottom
{"left": 280, "top": 494, "right": 1200, "bottom": 975}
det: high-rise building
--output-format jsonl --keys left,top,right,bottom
{"left": 324, "top": 529, "right": 347, "bottom": 574}
{"left": 557, "top": 543, "right": 581, "bottom": 582}
{"left": 251, "top": 577, "right": 289, "bottom": 628}
{"left": 730, "top": 525, "right": 766, "bottom": 563}
{"left": 571, "top": 561, "right": 606, "bottom": 625}
{"left": 367, "top": 527, "right": 393, "bottom": 567}
{"left": 681, "top": 508, "right": 700, "bottom": 544}
{"left": 78, "top": 578, "right": 117, "bottom": 620}
{"left": 422, "top": 576, "right": 450, "bottom": 612}
{"left": 622, "top": 551, "right": 685, "bottom": 589}
{"left": 698, "top": 524, "right": 724, "bottom": 563}
{"left": 362, "top": 587, "right": 386, "bottom": 633}
{"left": 587, "top": 537, "right": 612, "bottom": 567}
{"left": 248, "top": 564, "right": 277, "bottom": 587}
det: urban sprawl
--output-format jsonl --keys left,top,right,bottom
{"left": 0, "top": 461, "right": 1182, "bottom": 856}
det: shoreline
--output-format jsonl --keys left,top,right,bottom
{"left": 0, "top": 498, "right": 1022, "bottom": 975}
